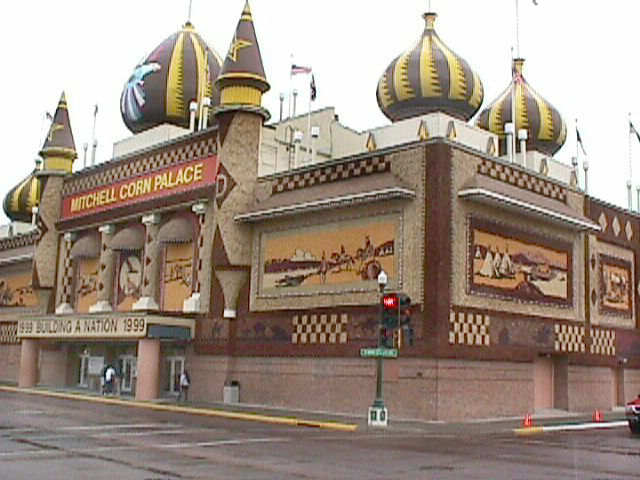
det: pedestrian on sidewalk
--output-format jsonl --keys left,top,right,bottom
{"left": 178, "top": 369, "right": 190, "bottom": 403}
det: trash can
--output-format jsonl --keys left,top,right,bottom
{"left": 223, "top": 381, "right": 240, "bottom": 403}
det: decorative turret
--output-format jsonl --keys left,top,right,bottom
{"left": 40, "top": 92, "right": 77, "bottom": 173}
{"left": 476, "top": 58, "right": 567, "bottom": 156}
{"left": 120, "top": 21, "right": 223, "bottom": 133}
{"left": 214, "top": 0, "right": 270, "bottom": 120}
{"left": 377, "top": 12, "right": 484, "bottom": 122}
{"left": 4, "top": 92, "right": 76, "bottom": 222}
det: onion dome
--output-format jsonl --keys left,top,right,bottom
{"left": 214, "top": 0, "right": 270, "bottom": 120}
{"left": 377, "top": 12, "right": 484, "bottom": 122}
{"left": 40, "top": 92, "right": 77, "bottom": 173}
{"left": 120, "top": 21, "right": 223, "bottom": 133}
{"left": 476, "top": 58, "right": 567, "bottom": 156}
{"left": 3, "top": 167, "right": 40, "bottom": 223}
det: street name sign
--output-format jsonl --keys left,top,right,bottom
{"left": 360, "top": 348, "right": 398, "bottom": 359}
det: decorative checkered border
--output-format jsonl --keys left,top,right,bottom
{"left": 0, "top": 322, "right": 18, "bottom": 344}
{"left": 590, "top": 328, "right": 616, "bottom": 356}
{"left": 448, "top": 310, "right": 490, "bottom": 347}
{"left": 0, "top": 230, "right": 37, "bottom": 252}
{"left": 292, "top": 313, "right": 348, "bottom": 344}
{"left": 554, "top": 323, "right": 585, "bottom": 353}
{"left": 477, "top": 158, "right": 567, "bottom": 203}
{"left": 194, "top": 214, "right": 206, "bottom": 294}
{"left": 62, "top": 137, "right": 217, "bottom": 196}
{"left": 60, "top": 237, "right": 73, "bottom": 304}
{"left": 272, "top": 156, "right": 390, "bottom": 194}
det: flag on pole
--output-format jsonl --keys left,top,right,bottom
{"left": 630, "top": 120, "right": 640, "bottom": 144}
{"left": 291, "top": 64, "right": 312, "bottom": 76}
{"left": 45, "top": 112, "right": 53, "bottom": 121}
{"left": 310, "top": 74, "right": 317, "bottom": 101}
{"left": 576, "top": 128, "right": 587, "bottom": 156}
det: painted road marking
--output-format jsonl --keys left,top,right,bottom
{"left": 514, "top": 420, "right": 628, "bottom": 435}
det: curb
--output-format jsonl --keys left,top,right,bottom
{"left": 514, "top": 420, "right": 628, "bottom": 436}
{"left": 0, "top": 386, "right": 358, "bottom": 432}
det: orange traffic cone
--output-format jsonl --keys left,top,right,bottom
{"left": 524, "top": 413, "right": 533, "bottom": 427}
{"left": 593, "top": 410, "right": 603, "bottom": 422}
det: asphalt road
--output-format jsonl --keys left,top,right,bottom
{"left": 1, "top": 391, "right": 639, "bottom": 479}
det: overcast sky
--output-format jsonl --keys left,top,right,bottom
{"left": 1, "top": 0, "right": 639, "bottom": 223}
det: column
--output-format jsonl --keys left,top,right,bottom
{"left": 133, "top": 214, "right": 160, "bottom": 311}
{"left": 55, "top": 232, "right": 75, "bottom": 314}
{"left": 90, "top": 224, "right": 115, "bottom": 313}
{"left": 18, "top": 339, "right": 39, "bottom": 388}
{"left": 135, "top": 338, "right": 160, "bottom": 401}
{"left": 183, "top": 202, "right": 207, "bottom": 313}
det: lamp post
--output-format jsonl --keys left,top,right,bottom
{"left": 368, "top": 270, "right": 389, "bottom": 427}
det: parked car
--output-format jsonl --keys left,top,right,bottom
{"left": 625, "top": 395, "right": 640, "bottom": 433}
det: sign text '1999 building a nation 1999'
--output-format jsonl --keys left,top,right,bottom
{"left": 60, "top": 155, "right": 218, "bottom": 220}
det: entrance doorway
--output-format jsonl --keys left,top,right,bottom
{"left": 164, "top": 356, "right": 184, "bottom": 395}
{"left": 79, "top": 353, "right": 90, "bottom": 388}
{"left": 119, "top": 355, "right": 137, "bottom": 393}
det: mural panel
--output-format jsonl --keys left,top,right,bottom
{"left": 75, "top": 258, "right": 98, "bottom": 313}
{"left": 599, "top": 254, "right": 632, "bottom": 317}
{"left": 260, "top": 214, "right": 398, "bottom": 295}
{"left": 162, "top": 242, "right": 194, "bottom": 311}
{"left": 468, "top": 217, "right": 572, "bottom": 306}
{"left": 116, "top": 251, "right": 143, "bottom": 311}
{"left": 0, "top": 271, "right": 37, "bottom": 307}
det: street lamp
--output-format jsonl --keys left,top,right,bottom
{"left": 368, "top": 270, "right": 388, "bottom": 427}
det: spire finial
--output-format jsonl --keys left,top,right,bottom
{"left": 188, "top": 0, "right": 193, "bottom": 22}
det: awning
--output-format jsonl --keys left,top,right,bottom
{"left": 70, "top": 234, "right": 100, "bottom": 258}
{"left": 235, "top": 172, "right": 415, "bottom": 223}
{"left": 458, "top": 175, "right": 600, "bottom": 232}
{"left": 158, "top": 217, "right": 196, "bottom": 243}
{"left": 111, "top": 226, "right": 145, "bottom": 251}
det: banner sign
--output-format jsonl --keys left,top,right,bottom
{"left": 61, "top": 155, "right": 218, "bottom": 220}
{"left": 18, "top": 317, "right": 148, "bottom": 339}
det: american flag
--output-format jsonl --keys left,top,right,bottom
{"left": 291, "top": 64, "right": 312, "bottom": 76}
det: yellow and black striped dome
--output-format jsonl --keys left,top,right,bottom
{"left": 120, "top": 22, "right": 223, "bottom": 133}
{"left": 476, "top": 58, "right": 567, "bottom": 156}
{"left": 3, "top": 169, "right": 40, "bottom": 223}
{"left": 377, "top": 12, "right": 484, "bottom": 122}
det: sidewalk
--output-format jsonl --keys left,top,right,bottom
{"left": 0, "top": 384, "right": 629, "bottom": 436}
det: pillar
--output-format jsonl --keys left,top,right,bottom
{"left": 135, "top": 338, "right": 160, "bottom": 401}
{"left": 18, "top": 339, "right": 39, "bottom": 388}
{"left": 55, "top": 232, "right": 75, "bottom": 314}
{"left": 90, "top": 224, "right": 115, "bottom": 313}
{"left": 183, "top": 202, "right": 207, "bottom": 313}
{"left": 133, "top": 214, "right": 160, "bottom": 311}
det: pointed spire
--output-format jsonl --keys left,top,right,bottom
{"left": 214, "top": 0, "right": 270, "bottom": 119}
{"left": 40, "top": 92, "right": 77, "bottom": 173}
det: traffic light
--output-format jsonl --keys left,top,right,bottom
{"left": 397, "top": 294, "right": 413, "bottom": 347}
{"left": 381, "top": 293, "right": 399, "bottom": 348}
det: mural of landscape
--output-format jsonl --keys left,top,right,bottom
{"left": 599, "top": 254, "right": 632, "bottom": 316}
{"left": 469, "top": 219, "right": 572, "bottom": 305}
{"left": 0, "top": 271, "right": 37, "bottom": 307}
{"left": 75, "top": 258, "right": 98, "bottom": 313}
{"left": 261, "top": 216, "right": 397, "bottom": 293}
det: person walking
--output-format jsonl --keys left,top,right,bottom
{"left": 104, "top": 364, "right": 116, "bottom": 395}
{"left": 178, "top": 369, "right": 190, "bottom": 402}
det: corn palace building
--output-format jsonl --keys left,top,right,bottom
{"left": 0, "top": 2, "right": 639, "bottom": 421}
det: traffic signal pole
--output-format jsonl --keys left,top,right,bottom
{"left": 368, "top": 271, "right": 389, "bottom": 427}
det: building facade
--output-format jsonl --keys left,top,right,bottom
{"left": 1, "top": 3, "right": 639, "bottom": 421}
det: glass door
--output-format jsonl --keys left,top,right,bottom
{"left": 79, "top": 353, "right": 90, "bottom": 388}
{"left": 119, "top": 355, "right": 136, "bottom": 393}
{"left": 164, "top": 356, "right": 184, "bottom": 395}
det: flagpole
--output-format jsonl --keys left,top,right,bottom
{"left": 307, "top": 71, "right": 312, "bottom": 164}
{"left": 629, "top": 112, "right": 633, "bottom": 211}
{"left": 288, "top": 54, "right": 293, "bottom": 119}
{"left": 510, "top": 49, "right": 517, "bottom": 164}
